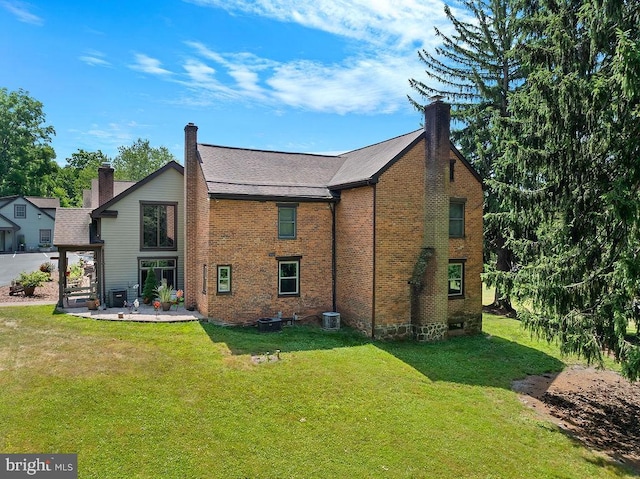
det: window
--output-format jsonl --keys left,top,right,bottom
{"left": 39, "top": 229, "right": 51, "bottom": 244}
{"left": 448, "top": 262, "right": 464, "bottom": 297}
{"left": 14, "top": 204, "right": 26, "bottom": 219}
{"left": 203, "top": 264, "right": 208, "bottom": 294}
{"left": 278, "top": 259, "right": 300, "bottom": 296}
{"left": 141, "top": 202, "right": 177, "bottom": 250}
{"left": 139, "top": 258, "right": 177, "bottom": 293}
{"left": 217, "top": 265, "right": 231, "bottom": 294}
{"left": 449, "top": 201, "right": 465, "bottom": 238}
{"left": 278, "top": 204, "right": 297, "bottom": 239}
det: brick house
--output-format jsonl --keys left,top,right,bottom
{"left": 184, "top": 100, "right": 483, "bottom": 340}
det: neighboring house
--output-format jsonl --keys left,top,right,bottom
{"left": 184, "top": 99, "right": 484, "bottom": 340}
{"left": 54, "top": 161, "right": 184, "bottom": 306}
{"left": 0, "top": 195, "right": 59, "bottom": 253}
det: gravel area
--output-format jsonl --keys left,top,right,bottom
{"left": 0, "top": 277, "right": 58, "bottom": 304}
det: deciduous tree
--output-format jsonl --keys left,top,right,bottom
{"left": 113, "top": 138, "right": 175, "bottom": 181}
{"left": 0, "top": 88, "right": 58, "bottom": 196}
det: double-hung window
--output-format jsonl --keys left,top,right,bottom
{"left": 217, "top": 265, "right": 231, "bottom": 294}
{"left": 39, "top": 229, "right": 51, "bottom": 244}
{"left": 448, "top": 261, "right": 464, "bottom": 297}
{"left": 278, "top": 204, "right": 297, "bottom": 239}
{"left": 278, "top": 258, "right": 300, "bottom": 296}
{"left": 14, "top": 204, "right": 26, "bottom": 219}
{"left": 141, "top": 202, "right": 177, "bottom": 250}
{"left": 449, "top": 200, "right": 465, "bottom": 238}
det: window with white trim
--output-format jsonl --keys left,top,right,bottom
{"left": 14, "top": 204, "right": 26, "bottom": 219}
{"left": 39, "top": 229, "right": 51, "bottom": 244}
{"left": 278, "top": 259, "right": 299, "bottom": 296}
{"left": 448, "top": 262, "right": 464, "bottom": 297}
{"left": 217, "top": 265, "right": 231, "bottom": 294}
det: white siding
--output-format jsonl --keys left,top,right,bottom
{"left": 100, "top": 168, "right": 184, "bottom": 304}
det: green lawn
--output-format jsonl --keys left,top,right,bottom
{"left": 0, "top": 306, "right": 634, "bottom": 478}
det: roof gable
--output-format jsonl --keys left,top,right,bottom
{"left": 0, "top": 195, "right": 56, "bottom": 220}
{"left": 91, "top": 161, "right": 184, "bottom": 218}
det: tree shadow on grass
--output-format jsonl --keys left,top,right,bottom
{"left": 199, "top": 321, "right": 564, "bottom": 390}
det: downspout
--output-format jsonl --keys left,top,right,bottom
{"left": 371, "top": 183, "right": 377, "bottom": 339}
{"left": 330, "top": 201, "right": 337, "bottom": 312}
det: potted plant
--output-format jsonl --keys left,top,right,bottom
{"left": 155, "top": 283, "right": 173, "bottom": 311}
{"left": 16, "top": 270, "right": 50, "bottom": 297}
{"left": 87, "top": 294, "right": 100, "bottom": 310}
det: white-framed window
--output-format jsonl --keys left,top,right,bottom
{"left": 278, "top": 204, "right": 297, "bottom": 239}
{"left": 39, "top": 229, "right": 51, "bottom": 244}
{"left": 14, "top": 204, "right": 26, "bottom": 219}
{"left": 449, "top": 200, "right": 465, "bottom": 238}
{"left": 278, "top": 258, "right": 299, "bottom": 296}
{"left": 217, "top": 265, "right": 231, "bottom": 294}
{"left": 448, "top": 261, "right": 464, "bottom": 297}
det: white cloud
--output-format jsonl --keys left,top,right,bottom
{"left": 129, "top": 53, "right": 173, "bottom": 76}
{"left": 185, "top": 0, "right": 447, "bottom": 50}
{"left": 158, "top": 1, "right": 461, "bottom": 114}
{"left": 79, "top": 50, "right": 111, "bottom": 67}
{"left": 1, "top": 0, "right": 43, "bottom": 25}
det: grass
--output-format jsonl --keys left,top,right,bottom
{"left": 0, "top": 305, "right": 635, "bottom": 478}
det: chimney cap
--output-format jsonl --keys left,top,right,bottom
{"left": 429, "top": 95, "right": 444, "bottom": 104}
{"left": 100, "top": 162, "right": 112, "bottom": 168}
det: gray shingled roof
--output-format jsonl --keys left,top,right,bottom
{"left": 197, "top": 129, "right": 425, "bottom": 199}
{"left": 330, "top": 130, "right": 423, "bottom": 188}
{"left": 25, "top": 196, "right": 60, "bottom": 209}
{"left": 53, "top": 208, "right": 93, "bottom": 246}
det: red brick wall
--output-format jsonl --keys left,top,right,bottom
{"left": 206, "top": 199, "right": 334, "bottom": 324}
{"left": 448, "top": 151, "right": 484, "bottom": 333}
{"left": 184, "top": 125, "right": 210, "bottom": 312}
{"left": 374, "top": 141, "right": 425, "bottom": 329}
{"left": 335, "top": 186, "right": 374, "bottom": 335}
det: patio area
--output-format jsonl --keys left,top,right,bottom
{"left": 60, "top": 303, "right": 205, "bottom": 323}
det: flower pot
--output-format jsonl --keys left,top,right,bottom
{"left": 23, "top": 286, "right": 36, "bottom": 297}
{"left": 87, "top": 299, "right": 99, "bottom": 310}
{"left": 161, "top": 302, "right": 171, "bottom": 311}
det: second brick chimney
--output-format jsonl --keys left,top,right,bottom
{"left": 98, "top": 162, "right": 114, "bottom": 207}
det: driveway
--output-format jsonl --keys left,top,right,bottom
{"left": 0, "top": 252, "right": 79, "bottom": 286}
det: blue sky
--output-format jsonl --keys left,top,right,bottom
{"left": 1, "top": 0, "right": 458, "bottom": 165}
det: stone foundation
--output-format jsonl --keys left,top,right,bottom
{"left": 413, "top": 322, "right": 448, "bottom": 342}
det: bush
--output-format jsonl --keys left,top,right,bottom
{"left": 40, "top": 261, "right": 55, "bottom": 273}
{"left": 142, "top": 268, "right": 158, "bottom": 303}
{"left": 17, "top": 270, "right": 50, "bottom": 288}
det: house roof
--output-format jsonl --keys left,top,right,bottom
{"left": 197, "top": 145, "right": 344, "bottom": 200}
{"left": 196, "top": 129, "right": 428, "bottom": 200}
{"left": 53, "top": 208, "right": 94, "bottom": 247}
{"left": 0, "top": 195, "right": 57, "bottom": 220}
{"left": 25, "top": 196, "right": 59, "bottom": 209}
{"left": 329, "top": 130, "right": 424, "bottom": 189}
{"left": 0, "top": 212, "right": 20, "bottom": 230}
{"left": 91, "top": 161, "right": 184, "bottom": 218}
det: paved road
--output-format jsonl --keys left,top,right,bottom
{"left": 0, "top": 252, "right": 79, "bottom": 286}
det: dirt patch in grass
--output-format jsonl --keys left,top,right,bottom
{"left": 513, "top": 365, "right": 640, "bottom": 472}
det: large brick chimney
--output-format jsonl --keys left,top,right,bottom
{"left": 414, "top": 98, "right": 451, "bottom": 341}
{"left": 98, "top": 162, "right": 114, "bottom": 206}
{"left": 184, "top": 123, "right": 200, "bottom": 312}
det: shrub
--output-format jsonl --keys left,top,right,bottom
{"left": 142, "top": 268, "right": 158, "bottom": 303}
{"left": 155, "top": 283, "right": 173, "bottom": 303}
{"left": 17, "top": 270, "right": 50, "bottom": 288}
{"left": 40, "top": 261, "right": 55, "bottom": 273}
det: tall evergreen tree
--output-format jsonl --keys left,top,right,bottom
{"left": 501, "top": 0, "right": 640, "bottom": 379}
{"left": 409, "top": 0, "right": 525, "bottom": 313}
